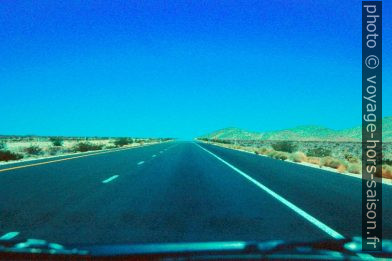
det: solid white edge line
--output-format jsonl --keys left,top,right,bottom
{"left": 195, "top": 143, "right": 345, "bottom": 240}
{"left": 0, "top": 231, "right": 19, "bottom": 240}
{"left": 102, "top": 175, "right": 119, "bottom": 184}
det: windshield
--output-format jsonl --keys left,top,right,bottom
{"left": 0, "top": 0, "right": 391, "bottom": 258}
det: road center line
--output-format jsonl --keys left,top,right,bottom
{"left": 0, "top": 231, "right": 19, "bottom": 240}
{"left": 137, "top": 161, "right": 145, "bottom": 165}
{"left": 195, "top": 143, "right": 345, "bottom": 240}
{"left": 102, "top": 175, "right": 119, "bottom": 184}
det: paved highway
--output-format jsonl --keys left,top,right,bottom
{"left": 0, "top": 141, "right": 391, "bottom": 245}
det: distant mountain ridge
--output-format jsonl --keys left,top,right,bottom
{"left": 200, "top": 116, "right": 392, "bottom": 142}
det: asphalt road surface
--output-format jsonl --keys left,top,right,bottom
{"left": 0, "top": 141, "right": 391, "bottom": 246}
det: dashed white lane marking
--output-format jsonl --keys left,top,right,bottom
{"left": 152, "top": 155, "right": 156, "bottom": 158}
{"left": 0, "top": 231, "right": 19, "bottom": 240}
{"left": 195, "top": 143, "right": 345, "bottom": 240}
{"left": 102, "top": 175, "right": 119, "bottom": 184}
{"left": 137, "top": 161, "right": 145, "bottom": 165}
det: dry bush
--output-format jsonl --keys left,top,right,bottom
{"left": 0, "top": 150, "right": 23, "bottom": 161}
{"left": 49, "top": 137, "right": 63, "bottom": 147}
{"left": 307, "top": 147, "right": 331, "bottom": 157}
{"left": 275, "top": 152, "right": 289, "bottom": 160}
{"left": 24, "top": 145, "right": 43, "bottom": 155}
{"left": 337, "top": 164, "right": 347, "bottom": 173}
{"left": 267, "top": 150, "right": 289, "bottom": 161}
{"left": 321, "top": 157, "right": 343, "bottom": 169}
{"left": 259, "top": 147, "right": 269, "bottom": 154}
{"left": 47, "top": 146, "right": 62, "bottom": 156}
{"left": 271, "top": 141, "right": 297, "bottom": 153}
{"left": 244, "top": 147, "right": 254, "bottom": 153}
{"left": 348, "top": 163, "right": 362, "bottom": 174}
{"left": 291, "top": 151, "right": 307, "bottom": 163}
{"left": 306, "top": 156, "right": 321, "bottom": 166}
{"left": 344, "top": 153, "right": 360, "bottom": 163}
{"left": 72, "top": 142, "right": 103, "bottom": 152}
{"left": 114, "top": 138, "right": 132, "bottom": 147}
{"left": 383, "top": 158, "right": 392, "bottom": 166}
{"left": 267, "top": 150, "right": 277, "bottom": 158}
{"left": 382, "top": 165, "right": 392, "bottom": 179}
{"left": 0, "top": 141, "right": 7, "bottom": 150}
{"left": 254, "top": 147, "right": 269, "bottom": 155}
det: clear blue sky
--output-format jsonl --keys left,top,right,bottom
{"left": 1, "top": 1, "right": 391, "bottom": 139}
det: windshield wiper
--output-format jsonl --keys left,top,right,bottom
{"left": 260, "top": 238, "right": 370, "bottom": 259}
{"left": 1, "top": 237, "right": 391, "bottom": 259}
{"left": 0, "top": 238, "right": 87, "bottom": 255}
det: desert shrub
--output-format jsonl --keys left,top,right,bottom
{"left": 307, "top": 147, "right": 331, "bottom": 157}
{"left": 134, "top": 139, "right": 144, "bottom": 145}
{"left": 49, "top": 137, "right": 63, "bottom": 147}
{"left": 307, "top": 156, "right": 322, "bottom": 166}
{"left": 254, "top": 147, "right": 268, "bottom": 155}
{"left": 290, "top": 151, "right": 307, "bottom": 163}
{"left": 257, "top": 147, "right": 269, "bottom": 155}
{"left": 60, "top": 147, "right": 73, "bottom": 154}
{"left": 24, "top": 145, "right": 42, "bottom": 155}
{"left": 383, "top": 158, "right": 392, "bottom": 166}
{"left": 271, "top": 141, "right": 297, "bottom": 153}
{"left": 241, "top": 147, "right": 251, "bottom": 153}
{"left": 267, "top": 150, "right": 277, "bottom": 157}
{"left": 321, "top": 156, "right": 344, "bottom": 169}
{"left": 48, "top": 146, "right": 62, "bottom": 156}
{"left": 73, "top": 142, "right": 103, "bottom": 152}
{"left": 267, "top": 150, "right": 289, "bottom": 160}
{"left": 0, "top": 141, "right": 6, "bottom": 150}
{"left": 105, "top": 144, "right": 117, "bottom": 149}
{"left": 382, "top": 165, "right": 392, "bottom": 179}
{"left": 337, "top": 164, "right": 347, "bottom": 173}
{"left": 275, "top": 151, "right": 289, "bottom": 160}
{"left": 0, "top": 150, "right": 24, "bottom": 161}
{"left": 216, "top": 139, "right": 231, "bottom": 144}
{"left": 344, "top": 153, "right": 359, "bottom": 163}
{"left": 114, "top": 138, "right": 132, "bottom": 147}
{"left": 348, "top": 163, "right": 361, "bottom": 174}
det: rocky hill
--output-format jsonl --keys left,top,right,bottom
{"left": 200, "top": 117, "right": 392, "bottom": 142}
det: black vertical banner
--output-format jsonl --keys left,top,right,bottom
{"left": 362, "top": 1, "right": 382, "bottom": 252}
